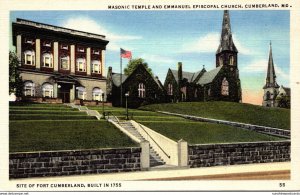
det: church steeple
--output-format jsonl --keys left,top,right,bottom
{"left": 216, "top": 10, "right": 238, "bottom": 54}
{"left": 264, "top": 42, "right": 279, "bottom": 89}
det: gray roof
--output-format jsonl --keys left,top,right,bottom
{"left": 282, "top": 86, "right": 291, "bottom": 96}
{"left": 170, "top": 69, "right": 203, "bottom": 83}
{"left": 112, "top": 73, "right": 127, "bottom": 87}
{"left": 154, "top": 77, "right": 164, "bottom": 90}
{"left": 197, "top": 66, "right": 222, "bottom": 85}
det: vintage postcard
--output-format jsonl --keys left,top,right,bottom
{"left": 0, "top": 0, "right": 300, "bottom": 193}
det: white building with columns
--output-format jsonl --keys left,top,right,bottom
{"left": 12, "top": 18, "right": 109, "bottom": 104}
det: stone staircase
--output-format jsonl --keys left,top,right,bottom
{"left": 118, "top": 121, "right": 165, "bottom": 167}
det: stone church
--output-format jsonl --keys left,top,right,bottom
{"left": 164, "top": 10, "right": 242, "bottom": 103}
{"left": 262, "top": 43, "right": 290, "bottom": 108}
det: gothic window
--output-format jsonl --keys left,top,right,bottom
{"left": 24, "top": 50, "right": 35, "bottom": 65}
{"left": 42, "top": 53, "right": 53, "bottom": 68}
{"left": 24, "top": 81, "right": 35, "bottom": 96}
{"left": 221, "top": 78, "right": 229, "bottom": 96}
{"left": 42, "top": 83, "right": 53, "bottom": 98}
{"left": 181, "top": 86, "right": 187, "bottom": 101}
{"left": 138, "top": 83, "right": 146, "bottom": 98}
{"left": 168, "top": 83, "right": 173, "bottom": 95}
{"left": 194, "top": 89, "right": 198, "bottom": 98}
{"left": 60, "top": 55, "right": 70, "bottom": 70}
{"left": 266, "top": 91, "right": 271, "bottom": 100}
{"left": 76, "top": 58, "right": 86, "bottom": 72}
{"left": 77, "top": 87, "right": 86, "bottom": 100}
{"left": 219, "top": 56, "right": 223, "bottom": 66}
{"left": 229, "top": 55, "right": 234, "bottom": 65}
{"left": 92, "top": 87, "right": 103, "bottom": 101}
{"left": 91, "top": 60, "right": 101, "bottom": 74}
{"left": 208, "top": 88, "right": 211, "bottom": 96}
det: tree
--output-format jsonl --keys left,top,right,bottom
{"left": 276, "top": 95, "right": 290, "bottom": 109}
{"left": 9, "top": 51, "right": 23, "bottom": 97}
{"left": 124, "top": 58, "right": 153, "bottom": 76}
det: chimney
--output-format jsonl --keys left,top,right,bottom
{"left": 178, "top": 62, "right": 182, "bottom": 83}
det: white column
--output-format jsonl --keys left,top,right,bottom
{"left": 70, "top": 84, "right": 75, "bottom": 102}
{"left": 16, "top": 35, "right": 22, "bottom": 64}
{"left": 35, "top": 39, "right": 40, "bottom": 69}
{"left": 71, "top": 45, "right": 75, "bottom": 74}
{"left": 140, "top": 141, "right": 150, "bottom": 170}
{"left": 86, "top": 47, "right": 91, "bottom": 75}
{"left": 53, "top": 83, "right": 58, "bottom": 98}
{"left": 101, "top": 50, "right": 105, "bottom": 75}
{"left": 178, "top": 139, "right": 188, "bottom": 167}
{"left": 53, "top": 42, "right": 58, "bottom": 71}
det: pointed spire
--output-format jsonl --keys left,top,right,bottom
{"left": 264, "top": 42, "right": 279, "bottom": 89}
{"left": 216, "top": 10, "right": 238, "bottom": 54}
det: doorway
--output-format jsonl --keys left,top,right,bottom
{"left": 58, "top": 83, "right": 72, "bottom": 103}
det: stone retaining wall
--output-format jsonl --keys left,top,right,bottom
{"left": 158, "top": 111, "right": 290, "bottom": 138}
{"left": 10, "top": 147, "right": 141, "bottom": 179}
{"left": 189, "top": 141, "right": 290, "bottom": 168}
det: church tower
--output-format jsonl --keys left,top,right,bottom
{"left": 262, "top": 42, "right": 280, "bottom": 107}
{"left": 216, "top": 10, "right": 242, "bottom": 102}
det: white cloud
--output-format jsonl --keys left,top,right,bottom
{"left": 140, "top": 54, "right": 175, "bottom": 64}
{"left": 60, "top": 16, "right": 142, "bottom": 51}
{"left": 180, "top": 33, "right": 252, "bottom": 55}
{"left": 243, "top": 59, "right": 289, "bottom": 80}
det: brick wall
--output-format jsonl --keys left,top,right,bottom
{"left": 189, "top": 141, "right": 290, "bottom": 168}
{"left": 10, "top": 147, "right": 141, "bottom": 179}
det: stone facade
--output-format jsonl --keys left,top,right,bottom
{"left": 188, "top": 141, "right": 290, "bottom": 168}
{"left": 9, "top": 147, "right": 141, "bottom": 179}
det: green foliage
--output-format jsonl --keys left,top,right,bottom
{"left": 140, "top": 101, "right": 290, "bottom": 129}
{"left": 276, "top": 95, "right": 290, "bottom": 109}
{"left": 9, "top": 51, "right": 23, "bottom": 97}
{"left": 124, "top": 58, "right": 153, "bottom": 76}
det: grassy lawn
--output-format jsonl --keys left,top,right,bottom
{"left": 140, "top": 101, "right": 290, "bottom": 129}
{"left": 10, "top": 121, "right": 136, "bottom": 152}
{"left": 9, "top": 103, "right": 136, "bottom": 152}
{"left": 88, "top": 105, "right": 286, "bottom": 144}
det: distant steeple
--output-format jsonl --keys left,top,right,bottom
{"left": 264, "top": 42, "right": 279, "bottom": 89}
{"left": 216, "top": 10, "right": 238, "bottom": 54}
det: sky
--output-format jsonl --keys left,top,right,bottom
{"left": 10, "top": 10, "right": 290, "bottom": 105}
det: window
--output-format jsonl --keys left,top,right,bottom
{"left": 42, "top": 83, "right": 53, "bottom": 98}
{"left": 168, "top": 83, "right": 173, "bottom": 95}
{"left": 221, "top": 78, "right": 229, "bottom": 96}
{"left": 42, "top": 53, "right": 53, "bottom": 68}
{"left": 24, "top": 81, "right": 35, "bottom": 96}
{"left": 219, "top": 56, "right": 223, "bottom": 66}
{"left": 24, "top": 50, "right": 35, "bottom": 65}
{"left": 194, "top": 89, "right": 198, "bottom": 98}
{"left": 25, "top": 38, "right": 34, "bottom": 44}
{"left": 61, "top": 44, "right": 68, "bottom": 50}
{"left": 92, "top": 60, "right": 101, "bottom": 74}
{"left": 92, "top": 87, "right": 103, "bottom": 101}
{"left": 229, "top": 55, "right": 234, "bottom": 65}
{"left": 138, "top": 83, "right": 146, "bottom": 98}
{"left": 77, "top": 47, "right": 84, "bottom": 52}
{"left": 43, "top": 41, "right": 51, "bottom": 47}
{"left": 77, "top": 87, "right": 86, "bottom": 100}
{"left": 76, "top": 58, "right": 86, "bottom": 72}
{"left": 266, "top": 91, "right": 271, "bottom": 100}
{"left": 60, "top": 55, "right": 70, "bottom": 70}
{"left": 92, "top": 49, "right": 100, "bottom": 55}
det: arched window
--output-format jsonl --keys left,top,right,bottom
{"left": 42, "top": 53, "right": 53, "bottom": 68}
{"left": 24, "top": 50, "right": 35, "bottom": 65}
{"left": 60, "top": 55, "right": 70, "bottom": 70}
{"left": 77, "top": 87, "right": 86, "bottom": 100}
{"left": 221, "top": 78, "right": 229, "bottom": 96}
{"left": 76, "top": 58, "right": 86, "bottom": 72}
{"left": 92, "top": 87, "right": 103, "bottom": 101}
{"left": 138, "top": 83, "right": 146, "bottom": 98}
{"left": 24, "top": 81, "right": 35, "bottom": 96}
{"left": 194, "top": 89, "right": 198, "bottom": 98}
{"left": 229, "top": 55, "right": 234, "bottom": 65}
{"left": 91, "top": 60, "right": 101, "bottom": 74}
{"left": 219, "top": 56, "right": 223, "bottom": 66}
{"left": 42, "top": 83, "right": 53, "bottom": 98}
{"left": 266, "top": 91, "right": 271, "bottom": 100}
{"left": 168, "top": 83, "right": 173, "bottom": 95}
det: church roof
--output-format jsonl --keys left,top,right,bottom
{"left": 170, "top": 69, "right": 205, "bottom": 83}
{"left": 112, "top": 73, "right": 127, "bottom": 87}
{"left": 216, "top": 10, "right": 238, "bottom": 54}
{"left": 263, "top": 42, "right": 280, "bottom": 89}
{"left": 197, "top": 66, "right": 222, "bottom": 85}
{"left": 280, "top": 86, "right": 291, "bottom": 96}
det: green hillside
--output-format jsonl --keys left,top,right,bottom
{"left": 140, "top": 101, "right": 290, "bottom": 129}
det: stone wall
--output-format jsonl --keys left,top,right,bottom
{"left": 10, "top": 147, "right": 141, "bottom": 179}
{"left": 189, "top": 141, "right": 290, "bottom": 168}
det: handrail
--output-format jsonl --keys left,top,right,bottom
{"left": 136, "top": 122, "right": 170, "bottom": 159}
{"left": 105, "top": 112, "right": 120, "bottom": 124}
